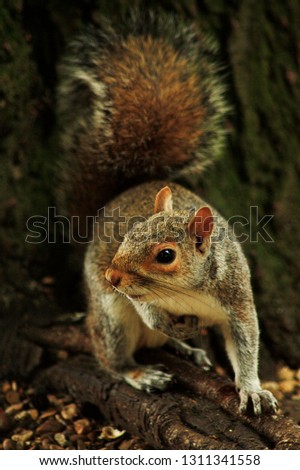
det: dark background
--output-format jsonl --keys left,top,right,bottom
{"left": 0, "top": 0, "right": 299, "bottom": 382}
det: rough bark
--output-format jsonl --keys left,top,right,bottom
{"left": 24, "top": 323, "right": 300, "bottom": 450}
{"left": 41, "top": 356, "right": 263, "bottom": 450}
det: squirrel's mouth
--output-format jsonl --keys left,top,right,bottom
{"left": 112, "top": 286, "right": 146, "bottom": 302}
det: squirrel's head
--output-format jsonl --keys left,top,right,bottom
{"left": 105, "top": 186, "right": 214, "bottom": 305}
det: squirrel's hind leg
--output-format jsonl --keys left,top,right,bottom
{"left": 167, "top": 338, "right": 212, "bottom": 370}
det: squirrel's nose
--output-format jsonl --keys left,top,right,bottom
{"left": 105, "top": 268, "right": 122, "bottom": 287}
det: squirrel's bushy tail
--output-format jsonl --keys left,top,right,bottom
{"left": 57, "top": 10, "right": 228, "bottom": 233}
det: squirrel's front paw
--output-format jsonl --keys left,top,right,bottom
{"left": 171, "top": 314, "right": 200, "bottom": 340}
{"left": 239, "top": 388, "right": 278, "bottom": 415}
{"left": 123, "top": 365, "right": 174, "bottom": 393}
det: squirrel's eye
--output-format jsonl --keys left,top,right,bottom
{"left": 155, "top": 249, "right": 176, "bottom": 264}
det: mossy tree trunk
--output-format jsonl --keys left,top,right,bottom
{"left": 199, "top": 0, "right": 300, "bottom": 368}
{"left": 1, "top": 0, "right": 299, "bottom": 383}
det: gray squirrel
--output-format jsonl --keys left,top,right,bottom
{"left": 57, "top": 11, "right": 278, "bottom": 415}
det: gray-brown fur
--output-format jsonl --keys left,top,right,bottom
{"left": 57, "top": 11, "right": 228, "bottom": 235}
{"left": 85, "top": 181, "right": 277, "bottom": 414}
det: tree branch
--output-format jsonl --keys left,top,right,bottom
{"left": 25, "top": 322, "right": 300, "bottom": 450}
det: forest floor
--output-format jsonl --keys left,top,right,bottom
{"left": 1, "top": 365, "right": 299, "bottom": 450}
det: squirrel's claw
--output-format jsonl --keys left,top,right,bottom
{"left": 239, "top": 388, "right": 278, "bottom": 415}
{"left": 123, "top": 365, "right": 174, "bottom": 393}
{"left": 167, "top": 338, "right": 212, "bottom": 370}
{"left": 191, "top": 348, "right": 212, "bottom": 370}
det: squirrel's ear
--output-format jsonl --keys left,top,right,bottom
{"left": 188, "top": 206, "right": 214, "bottom": 252}
{"left": 154, "top": 186, "right": 173, "bottom": 214}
